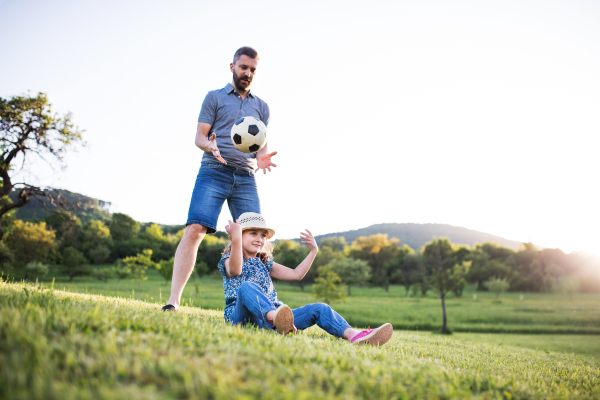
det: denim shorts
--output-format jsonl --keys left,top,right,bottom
{"left": 186, "top": 162, "right": 261, "bottom": 233}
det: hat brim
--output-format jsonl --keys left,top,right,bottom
{"left": 242, "top": 226, "right": 275, "bottom": 240}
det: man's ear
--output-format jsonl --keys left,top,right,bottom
{"left": 230, "top": 62, "right": 234, "bottom": 72}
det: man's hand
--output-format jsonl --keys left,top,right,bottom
{"left": 225, "top": 219, "right": 242, "bottom": 241}
{"left": 255, "top": 151, "right": 277, "bottom": 174}
{"left": 208, "top": 132, "right": 227, "bottom": 164}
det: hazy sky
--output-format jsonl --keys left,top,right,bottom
{"left": 1, "top": 0, "right": 599, "bottom": 254}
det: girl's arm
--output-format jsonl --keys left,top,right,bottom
{"left": 224, "top": 220, "right": 243, "bottom": 278}
{"left": 271, "top": 230, "right": 318, "bottom": 281}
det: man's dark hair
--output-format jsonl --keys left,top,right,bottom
{"left": 233, "top": 47, "right": 259, "bottom": 64}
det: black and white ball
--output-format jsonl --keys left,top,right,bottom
{"left": 230, "top": 116, "right": 267, "bottom": 154}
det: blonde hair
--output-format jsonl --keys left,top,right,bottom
{"left": 222, "top": 232, "right": 274, "bottom": 262}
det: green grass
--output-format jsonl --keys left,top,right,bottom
{"left": 1, "top": 280, "right": 599, "bottom": 399}
{"left": 441, "top": 332, "right": 600, "bottom": 359}
{"left": 44, "top": 268, "right": 600, "bottom": 335}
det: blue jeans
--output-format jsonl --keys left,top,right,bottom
{"left": 230, "top": 282, "right": 352, "bottom": 338}
{"left": 186, "top": 162, "right": 260, "bottom": 233}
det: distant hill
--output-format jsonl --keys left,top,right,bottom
{"left": 314, "top": 223, "right": 527, "bottom": 251}
{"left": 7, "top": 190, "right": 186, "bottom": 233}
{"left": 8, "top": 190, "right": 112, "bottom": 225}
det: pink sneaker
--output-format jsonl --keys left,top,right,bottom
{"left": 350, "top": 323, "right": 393, "bottom": 346}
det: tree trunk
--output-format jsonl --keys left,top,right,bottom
{"left": 405, "top": 285, "right": 411, "bottom": 298}
{"left": 441, "top": 292, "right": 448, "bottom": 333}
{"left": 347, "top": 284, "right": 351, "bottom": 296}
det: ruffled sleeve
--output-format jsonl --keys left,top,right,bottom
{"left": 265, "top": 257, "right": 274, "bottom": 273}
{"left": 218, "top": 253, "right": 231, "bottom": 277}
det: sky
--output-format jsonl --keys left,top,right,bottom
{"left": 1, "top": 0, "right": 599, "bottom": 255}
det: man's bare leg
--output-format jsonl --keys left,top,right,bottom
{"left": 166, "top": 224, "right": 207, "bottom": 309}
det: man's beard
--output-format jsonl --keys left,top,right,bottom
{"left": 233, "top": 71, "right": 252, "bottom": 92}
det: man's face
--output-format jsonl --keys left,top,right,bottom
{"left": 230, "top": 55, "right": 259, "bottom": 92}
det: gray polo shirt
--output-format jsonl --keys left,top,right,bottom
{"left": 198, "top": 83, "right": 270, "bottom": 171}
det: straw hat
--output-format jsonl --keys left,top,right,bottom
{"left": 237, "top": 212, "right": 275, "bottom": 239}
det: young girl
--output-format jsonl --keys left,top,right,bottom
{"left": 218, "top": 212, "right": 393, "bottom": 346}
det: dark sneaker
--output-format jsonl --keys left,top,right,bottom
{"left": 350, "top": 323, "right": 393, "bottom": 346}
{"left": 161, "top": 304, "right": 176, "bottom": 312}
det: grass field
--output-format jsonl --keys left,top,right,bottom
{"left": 43, "top": 268, "right": 600, "bottom": 335}
{"left": 1, "top": 280, "right": 599, "bottom": 399}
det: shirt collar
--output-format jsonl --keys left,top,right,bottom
{"left": 224, "top": 83, "right": 254, "bottom": 98}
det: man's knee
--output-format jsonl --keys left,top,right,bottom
{"left": 182, "top": 224, "right": 208, "bottom": 242}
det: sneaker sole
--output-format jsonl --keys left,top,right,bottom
{"left": 273, "top": 305, "right": 295, "bottom": 335}
{"left": 353, "top": 323, "right": 393, "bottom": 346}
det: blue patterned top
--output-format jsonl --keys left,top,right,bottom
{"left": 218, "top": 253, "right": 283, "bottom": 322}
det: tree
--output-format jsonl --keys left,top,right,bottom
{"left": 61, "top": 247, "right": 90, "bottom": 282}
{"left": 390, "top": 253, "right": 424, "bottom": 298}
{"left": 310, "top": 245, "right": 345, "bottom": 286}
{"left": 320, "top": 236, "right": 347, "bottom": 252}
{"left": 123, "top": 249, "right": 157, "bottom": 300}
{"left": 312, "top": 265, "right": 346, "bottom": 304}
{"left": 144, "top": 223, "right": 166, "bottom": 241}
{"left": 4, "top": 220, "right": 57, "bottom": 269}
{"left": 197, "top": 235, "right": 228, "bottom": 270}
{"left": 484, "top": 277, "right": 510, "bottom": 300}
{"left": 157, "top": 257, "right": 174, "bottom": 283}
{"left": 274, "top": 239, "right": 309, "bottom": 289}
{"left": 0, "top": 93, "right": 85, "bottom": 240}
{"left": 349, "top": 234, "right": 401, "bottom": 292}
{"left": 422, "top": 238, "right": 471, "bottom": 334}
{"left": 466, "top": 243, "right": 513, "bottom": 290}
{"left": 195, "top": 261, "right": 209, "bottom": 278}
{"left": 0, "top": 242, "right": 14, "bottom": 274}
{"left": 329, "top": 257, "right": 370, "bottom": 296}
{"left": 109, "top": 213, "right": 140, "bottom": 242}
{"left": 81, "top": 220, "right": 112, "bottom": 264}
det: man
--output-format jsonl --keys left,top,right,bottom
{"left": 162, "top": 47, "right": 276, "bottom": 311}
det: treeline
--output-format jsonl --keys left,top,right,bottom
{"left": 0, "top": 211, "right": 228, "bottom": 282}
{"left": 1, "top": 209, "right": 598, "bottom": 296}
{"left": 274, "top": 234, "right": 600, "bottom": 295}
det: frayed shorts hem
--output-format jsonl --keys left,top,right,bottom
{"left": 185, "top": 219, "right": 217, "bottom": 234}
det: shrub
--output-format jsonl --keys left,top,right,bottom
{"left": 113, "top": 260, "right": 130, "bottom": 281}
{"left": 312, "top": 265, "right": 346, "bottom": 304}
{"left": 25, "top": 262, "right": 49, "bottom": 280}
{"left": 157, "top": 257, "right": 174, "bottom": 283}
{"left": 123, "top": 249, "right": 157, "bottom": 299}
{"left": 484, "top": 277, "right": 510, "bottom": 300}
{"left": 88, "top": 245, "right": 111, "bottom": 265}
{"left": 92, "top": 268, "right": 113, "bottom": 283}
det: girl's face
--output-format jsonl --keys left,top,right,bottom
{"left": 241, "top": 229, "right": 268, "bottom": 257}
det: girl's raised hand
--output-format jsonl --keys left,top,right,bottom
{"left": 300, "top": 229, "right": 318, "bottom": 253}
{"left": 225, "top": 219, "right": 242, "bottom": 241}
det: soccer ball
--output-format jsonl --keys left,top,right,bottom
{"left": 230, "top": 116, "right": 267, "bottom": 154}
